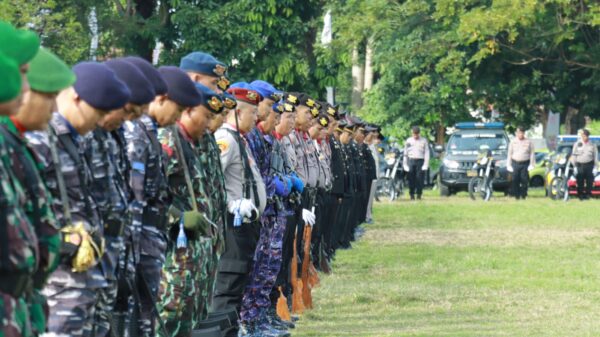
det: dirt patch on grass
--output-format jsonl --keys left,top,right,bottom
{"left": 366, "top": 228, "right": 600, "bottom": 247}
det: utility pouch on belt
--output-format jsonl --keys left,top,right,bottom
{"left": 61, "top": 222, "right": 105, "bottom": 273}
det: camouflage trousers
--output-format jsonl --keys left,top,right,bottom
{"left": 0, "top": 292, "right": 31, "bottom": 337}
{"left": 110, "top": 226, "right": 167, "bottom": 337}
{"left": 157, "top": 236, "right": 212, "bottom": 337}
{"left": 135, "top": 227, "right": 167, "bottom": 337}
{"left": 239, "top": 214, "right": 287, "bottom": 324}
{"left": 92, "top": 236, "right": 123, "bottom": 337}
{"left": 41, "top": 283, "right": 97, "bottom": 337}
{"left": 28, "top": 290, "right": 48, "bottom": 337}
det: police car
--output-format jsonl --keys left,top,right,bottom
{"left": 438, "top": 122, "right": 510, "bottom": 196}
{"left": 546, "top": 135, "right": 600, "bottom": 197}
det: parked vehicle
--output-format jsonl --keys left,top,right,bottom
{"left": 438, "top": 122, "right": 510, "bottom": 196}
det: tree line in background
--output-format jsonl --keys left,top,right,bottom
{"left": 2, "top": 0, "right": 599, "bottom": 143}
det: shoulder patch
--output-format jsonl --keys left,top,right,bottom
{"left": 216, "top": 139, "right": 229, "bottom": 153}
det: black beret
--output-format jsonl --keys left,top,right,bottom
{"left": 287, "top": 92, "right": 318, "bottom": 108}
{"left": 72, "top": 62, "right": 131, "bottom": 111}
{"left": 326, "top": 104, "right": 340, "bottom": 120}
{"left": 158, "top": 66, "right": 203, "bottom": 108}
{"left": 317, "top": 114, "right": 330, "bottom": 128}
{"left": 283, "top": 92, "right": 300, "bottom": 106}
{"left": 123, "top": 56, "right": 168, "bottom": 96}
{"left": 105, "top": 59, "right": 155, "bottom": 105}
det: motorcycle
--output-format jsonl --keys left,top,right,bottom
{"left": 549, "top": 151, "right": 572, "bottom": 201}
{"left": 376, "top": 149, "right": 404, "bottom": 201}
{"left": 468, "top": 148, "right": 495, "bottom": 201}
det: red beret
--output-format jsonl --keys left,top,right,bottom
{"left": 226, "top": 87, "right": 261, "bottom": 105}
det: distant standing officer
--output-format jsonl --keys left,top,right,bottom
{"left": 571, "top": 129, "right": 598, "bottom": 200}
{"left": 507, "top": 126, "right": 535, "bottom": 200}
{"left": 403, "top": 126, "right": 430, "bottom": 200}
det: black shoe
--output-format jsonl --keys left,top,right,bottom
{"left": 410, "top": 195, "right": 415, "bottom": 200}
{"left": 417, "top": 194, "right": 422, "bottom": 200}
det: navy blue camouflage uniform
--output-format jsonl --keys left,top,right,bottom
{"left": 122, "top": 115, "right": 171, "bottom": 337}
{"left": 26, "top": 113, "right": 106, "bottom": 337}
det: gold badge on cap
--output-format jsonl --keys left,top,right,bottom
{"left": 327, "top": 107, "right": 336, "bottom": 116}
{"left": 246, "top": 91, "right": 258, "bottom": 102}
{"left": 287, "top": 95, "right": 298, "bottom": 104}
{"left": 306, "top": 98, "right": 315, "bottom": 107}
{"left": 224, "top": 98, "right": 236, "bottom": 109}
{"left": 213, "top": 64, "right": 227, "bottom": 77}
{"left": 208, "top": 96, "right": 223, "bottom": 112}
{"left": 284, "top": 103, "right": 294, "bottom": 112}
{"left": 310, "top": 107, "right": 319, "bottom": 118}
{"left": 319, "top": 117, "right": 328, "bottom": 127}
{"left": 217, "top": 76, "right": 230, "bottom": 91}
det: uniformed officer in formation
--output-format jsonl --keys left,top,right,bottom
{"left": 1, "top": 19, "right": 382, "bottom": 337}
{"left": 571, "top": 129, "right": 598, "bottom": 200}
{"left": 507, "top": 126, "right": 536, "bottom": 200}
{"left": 403, "top": 126, "right": 430, "bottom": 200}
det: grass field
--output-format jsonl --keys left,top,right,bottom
{"left": 293, "top": 189, "right": 600, "bottom": 337}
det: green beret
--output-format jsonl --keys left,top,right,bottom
{"left": 0, "top": 20, "right": 40, "bottom": 65}
{"left": 28, "top": 48, "right": 75, "bottom": 93}
{"left": 0, "top": 51, "right": 22, "bottom": 103}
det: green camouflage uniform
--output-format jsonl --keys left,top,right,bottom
{"left": 200, "top": 132, "right": 227, "bottom": 304}
{"left": 0, "top": 123, "right": 39, "bottom": 337}
{"left": 0, "top": 118, "right": 61, "bottom": 336}
{"left": 157, "top": 125, "right": 215, "bottom": 336}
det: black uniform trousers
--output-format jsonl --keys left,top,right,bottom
{"left": 212, "top": 214, "right": 260, "bottom": 319}
{"left": 407, "top": 158, "right": 425, "bottom": 197}
{"left": 576, "top": 161, "right": 594, "bottom": 197}
{"left": 511, "top": 160, "right": 530, "bottom": 198}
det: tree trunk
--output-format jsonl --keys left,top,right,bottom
{"left": 564, "top": 106, "right": 578, "bottom": 134}
{"left": 537, "top": 105, "right": 548, "bottom": 137}
{"left": 436, "top": 123, "right": 445, "bottom": 145}
{"left": 131, "top": 0, "right": 156, "bottom": 61}
{"left": 351, "top": 46, "right": 364, "bottom": 111}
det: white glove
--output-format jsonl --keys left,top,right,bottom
{"left": 403, "top": 164, "right": 409, "bottom": 172}
{"left": 302, "top": 208, "right": 316, "bottom": 226}
{"left": 527, "top": 165, "right": 534, "bottom": 172}
{"left": 507, "top": 166, "right": 513, "bottom": 173}
{"left": 228, "top": 199, "right": 257, "bottom": 218}
{"left": 574, "top": 167, "right": 578, "bottom": 175}
{"left": 421, "top": 165, "right": 428, "bottom": 171}
{"left": 593, "top": 168, "right": 597, "bottom": 175}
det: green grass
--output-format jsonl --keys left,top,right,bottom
{"left": 293, "top": 189, "right": 600, "bottom": 336}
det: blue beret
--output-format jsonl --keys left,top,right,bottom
{"left": 123, "top": 56, "right": 167, "bottom": 96}
{"left": 230, "top": 82, "right": 253, "bottom": 90}
{"left": 180, "top": 52, "right": 227, "bottom": 78}
{"left": 158, "top": 66, "right": 203, "bottom": 108}
{"left": 72, "top": 62, "right": 131, "bottom": 111}
{"left": 194, "top": 83, "right": 223, "bottom": 114}
{"left": 105, "top": 59, "right": 155, "bottom": 105}
{"left": 250, "top": 80, "right": 281, "bottom": 101}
